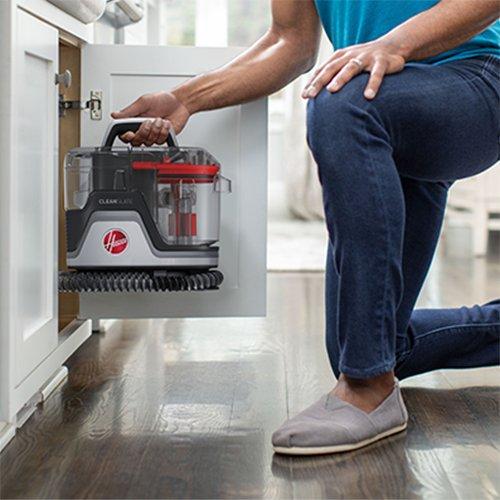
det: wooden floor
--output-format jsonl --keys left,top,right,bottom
{"left": 1, "top": 246, "right": 499, "bottom": 499}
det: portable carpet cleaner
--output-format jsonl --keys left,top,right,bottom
{"left": 59, "top": 118, "right": 230, "bottom": 293}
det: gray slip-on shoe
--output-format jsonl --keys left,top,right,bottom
{"left": 272, "top": 382, "right": 408, "bottom": 455}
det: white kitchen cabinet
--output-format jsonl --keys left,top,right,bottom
{"left": 0, "top": 4, "right": 91, "bottom": 450}
{"left": 0, "top": 2, "right": 267, "bottom": 451}
{"left": 79, "top": 45, "right": 268, "bottom": 321}
{"left": 13, "top": 8, "right": 59, "bottom": 386}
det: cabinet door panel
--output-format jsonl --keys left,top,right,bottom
{"left": 13, "top": 10, "right": 58, "bottom": 385}
{"left": 79, "top": 46, "right": 267, "bottom": 318}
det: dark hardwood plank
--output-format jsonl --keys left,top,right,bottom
{"left": 1, "top": 262, "right": 499, "bottom": 499}
{"left": 402, "top": 380, "right": 500, "bottom": 499}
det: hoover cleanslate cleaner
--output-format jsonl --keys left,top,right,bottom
{"left": 59, "top": 119, "right": 231, "bottom": 292}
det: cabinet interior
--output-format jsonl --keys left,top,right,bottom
{"left": 58, "top": 38, "right": 80, "bottom": 330}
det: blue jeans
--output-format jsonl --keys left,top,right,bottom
{"left": 307, "top": 55, "right": 500, "bottom": 379}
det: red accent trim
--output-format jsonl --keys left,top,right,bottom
{"left": 168, "top": 213, "right": 197, "bottom": 237}
{"left": 156, "top": 176, "right": 212, "bottom": 185}
{"left": 132, "top": 161, "right": 219, "bottom": 176}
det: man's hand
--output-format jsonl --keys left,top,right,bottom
{"left": 302, "top": 40, "right": 406, "bottom": 100}
{"left": 303, "top": 0, "right": 500, "bottom": 101}
{"left": 111, "top": 91, "right": 190, "bottom": 146}
{"left": 111, "top": 0, "right": 320, "bottom": 146}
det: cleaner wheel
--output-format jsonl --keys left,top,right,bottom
{"left": 59, "top": 269, "right": 223, "bottom": 293}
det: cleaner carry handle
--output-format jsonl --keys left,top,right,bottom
{"left": 102, "top": 118, "right": 178, "bottom": 148}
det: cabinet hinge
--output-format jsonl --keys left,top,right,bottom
{"left": 59, "top": 90, "right": 102, "bottom": 120}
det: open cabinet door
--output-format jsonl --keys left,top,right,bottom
{"left": 12, "top": 10, "right": 59, "bottom": 385}
{"left": 79, "top": 45, "right": 267, "bottom": 318}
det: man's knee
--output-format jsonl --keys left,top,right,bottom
{"left": 306, "top": 78, "right": 370, "bottom": 171}
{"left": 307, "top": 83, "right": 364, "bottom": 132}
{"left": 307, "top": 75, "right": 370, "bottom": 146}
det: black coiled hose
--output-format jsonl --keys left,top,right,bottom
{"left": 59, "top": 270, "right": 223, "bottom": 293}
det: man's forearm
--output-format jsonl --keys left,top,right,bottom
{"left": 173, "top": 30, "right": 317, "bottom": 114}
{"left": 382, "top": 0, "right": 499, "bottom": 61}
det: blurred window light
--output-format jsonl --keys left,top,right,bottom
{"left": 160, "top": 0, "right": 270, "bottom": 47}
{"left": 228, "top": 0, "right": 270, "bottom": 47}
{"left": 163, "top": 0, "right": 196, "bottom": 46}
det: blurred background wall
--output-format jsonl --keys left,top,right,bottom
{"left": 95, "top": 0, "right": 500, "bottom": 274}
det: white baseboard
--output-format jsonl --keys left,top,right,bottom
{"left": 0, "top": 422, "right": 16, "bottom": 452}
{"left": 40, "top": 366, "right": 68, "bottom": 402}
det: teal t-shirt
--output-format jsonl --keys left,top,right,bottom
{"left": 314, "top": 0, "right": 500, "bottom": 64}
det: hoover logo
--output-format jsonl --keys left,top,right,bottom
{"left": 103, "top": 229, "right": 128, "bottom": 255}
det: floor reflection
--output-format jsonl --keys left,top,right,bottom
{"left": 1, "top": 266, "right": 498, "bottom": 499}
{"left": 271, "top": 432, "right": 420, "bottom": 499}
{"left": 270, "top": 384, "right": 500, "bottom": 499}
